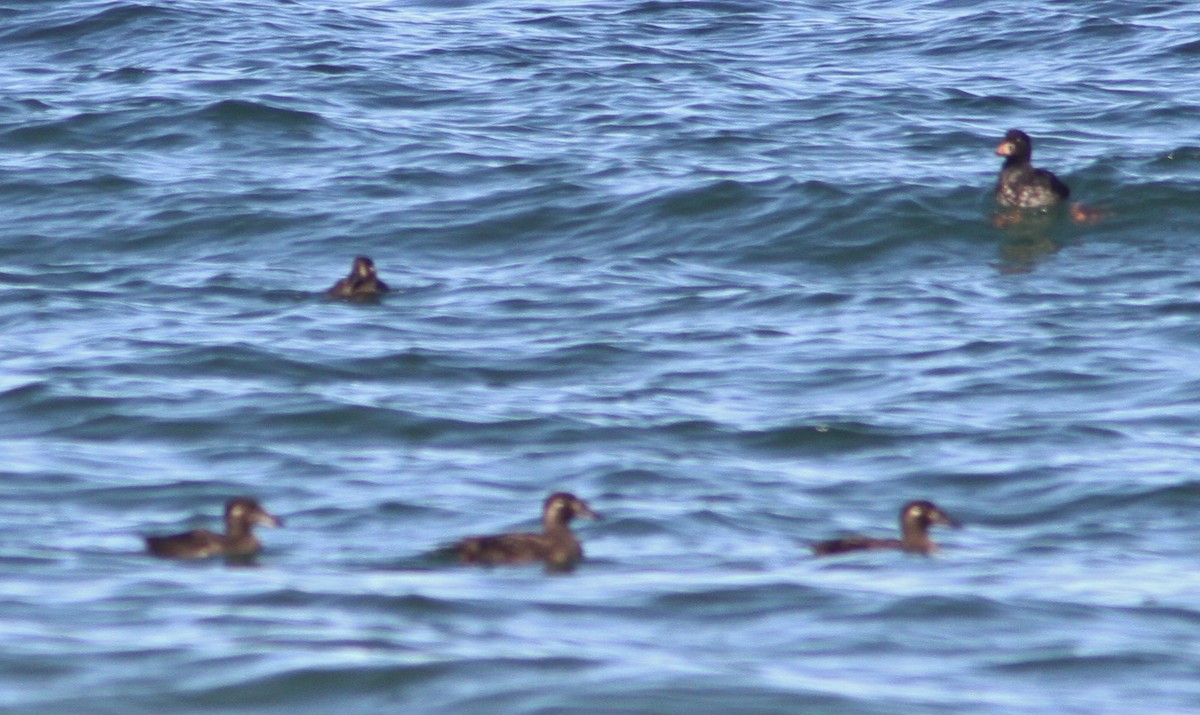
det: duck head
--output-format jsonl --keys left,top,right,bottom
{"left": 542, "top": 492, "right": 600, "bottom": 527}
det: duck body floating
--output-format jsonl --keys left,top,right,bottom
{"left": 326, "top": 256, "right": 390, "bottom": 300}
{"left": 994, "top": 129, "right": 1071, "bottom": 210}
{"left": 812, "top": 500, "right": 959, "bottom": 557}
{"left": 456, "top": 492, "right": 600, "bottom": 570}
{"left": 145, "top": 498, "right": 283, "bottom": 559}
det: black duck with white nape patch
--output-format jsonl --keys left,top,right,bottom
{"left": 144, "top": 498, "right": 283, "bottom": 560}
{"left": 812, "top": 500, "right": 959, "bottom": 557}
{"left": 456, "top": 492, "right": 599, "bottom": 570}
{"left": 994, "top": 129, "right": 1070, "bottom": 210}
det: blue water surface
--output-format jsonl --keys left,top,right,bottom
{"left": 3, "top": 1, "right": 1200, "bottom": 713}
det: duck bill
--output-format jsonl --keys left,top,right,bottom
{"left": 255, "top": 512, "right": 284, "bottom": 528}
{"left": 577, "top": 505, "right": 601, "bottom": 521}
{"left": 933, "top": 511, "right": 961, "bottom": 528}
{"left": 995, "top": 140, "right": 1014, "bottom": 157}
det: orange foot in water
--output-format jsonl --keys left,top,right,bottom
{"left": 992, "top": 210, "right": 1022, "bottom": 228}
{"left": 993, "top": 203, "right": 1111, "bottom": 228}
{"left": 1070, "top": 202, "right": 1110, "bottom": 224}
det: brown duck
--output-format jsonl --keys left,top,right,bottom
{"left": 456, "top": 492, "right": 599, "bottom": 569}
{"left": 145, "top": 498, "right": 283, "bottom": 559}
{"left": 326, "top": 256, "right": 390, "bottom": 299}
{"left": 812, "top": 500, "right": 959, "bottom": 557}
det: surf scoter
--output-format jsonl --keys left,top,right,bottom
{"left": 456, "top": 492, "right": 600, "bottom": 569}
{"left": 994, "top": 129, "right": 1070, "bottom": 210}
{"left": 811, "top": 500, "right": 959, "bottom": 557}
{"left": 145, "top": 498, "right": 283, "bottom": 559}
{"left": 326, "top": 256, "right": 389, "bottom": 299}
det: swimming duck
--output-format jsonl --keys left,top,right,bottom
{"left": 326, "top": 256, "right": 389, "bottom": 299}
{"left": 994, "top": 129, "right": 1070, "bottom": 210}
{"left": 456, "top": 492, "right": 599, "bottom": 569}
{"left": 145, "top": 498, "right": 283, "bottom": 559}
{"left": 811, "top": 500, "right": 959, "bottom": 557}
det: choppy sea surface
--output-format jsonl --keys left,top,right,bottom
{"left": 3, "top": 1, "right": 1200, "bottom": 712}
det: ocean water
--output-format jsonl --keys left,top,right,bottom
{"left": 3, "top": 0, "right": 1200, "bottom": 712}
